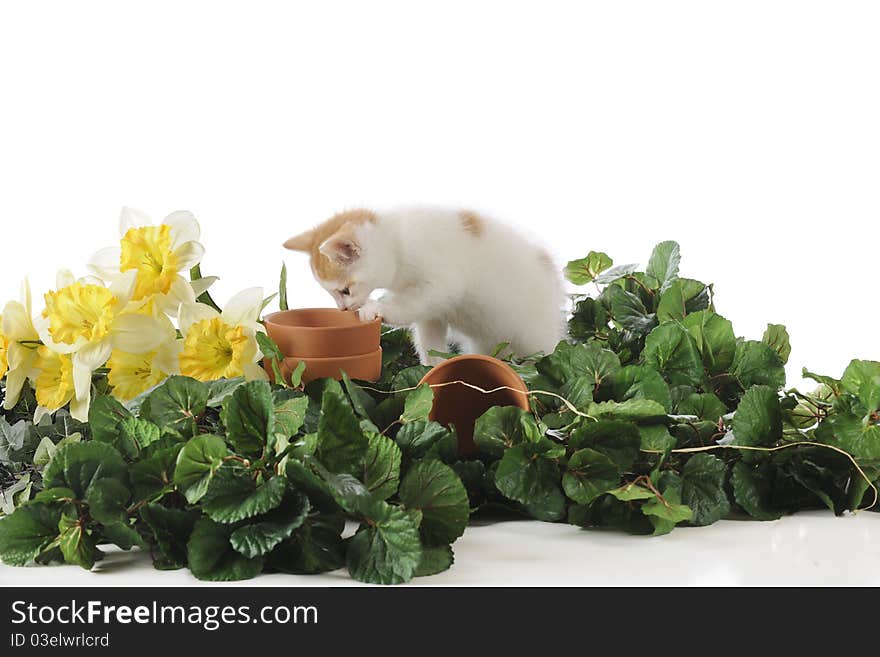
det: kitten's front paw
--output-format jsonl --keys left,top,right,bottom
{"left": 357, "top": 300, "right": 381, "bottom": 323}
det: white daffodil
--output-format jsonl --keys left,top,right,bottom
{"left": 107, "top": 311, "right": 181, "bottom": 400}
{"left": 34, "top": 269, "right": 169, "bottom": 421}
{"left": 0, "top": 279, "right": 41, "bottom": 409}
{"left": 177, "top": 287, "right": 268, "bottom": 382}
{"left": 88, "top": 207, "right": 214, "bottom": 316}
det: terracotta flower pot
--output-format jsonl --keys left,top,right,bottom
{"left": 419, "top": 354, "right": 530, "bottom": 457}
{"left": 263, "top": 308, "right": 381, "bottom": 358}
{"left": 277, "top": 349, "right": 383, "bottom": 385}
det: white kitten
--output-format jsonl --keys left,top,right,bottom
{"left": 284, "top": 206, "right": 566, "bottom": 365}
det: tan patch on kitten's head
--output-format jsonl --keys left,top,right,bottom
{"left": 537, "top": 249, "right": 555, "bottom": 271}
{"left": 284, "top": 208, "right": 377, "bottom": 281}
{"left": 459, "top": 210, "right": 484, "bottom": 237}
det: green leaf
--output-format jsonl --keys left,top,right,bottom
{"left": 202, "top": 466, "right": 288, "bottom": 523}
{"left": 562, "top": 448, "right": 620, "bottom": 504}
{"left": 611, "top": 365, "right": 672, "bottom": 412}
{"left": 394, "top": 421, "right": 457, "bottom": 460}
{"left": 841, "top": 360, "right": 880, "bottom": 410}
{"left": 656, "top": 278, "right": 708, "bottom": 322}
{"left": 316, "top": 390, "right": 368, "bottom": 476}
{"left": 102, "top": 521, "right": 145, "bottom": 551}
{"left": 279, "top": 262, "right": 289, "bottom": 311}
{"left": 641, "top": 496, "right": 693, "bottom": 529}
{"left": 346, "top": 501, "right": 422, "bottom": 585}
{"left": 646, "top": 241, "right": 681, "bottom": 292}
{"left": 642, "top": 323, "right": 704, "bottom": 387}
{"left": 0, "top": 503, "right": 62, "bottom": 566}
{"left": 220, "top": 380, "right": 275, "bottom": 455}
{"left": 494, "top": 442, "right": 565, "bottom": 521}
{"left": 569, "top": 420, "right": 641, "bottom": 471}
{"left": 537, "top": 341, "right": 621, "bottom": 387}
{"left": 401, "top": 384, "right": 434, "bottom": 424}
{"left": 676, "top": 392, "right": 727, "bottom": 422}
{"left": 587, "top": 398, "right": 667, "bottom": 422}
{"left": 682, "top": 311, "right": 736, "bottom": 374}
{"left": 639, "top": 425, "right": 676, "bottom": 453}
{"left": 732, "top": 341, "right": 786, "bottom": 390}
{"left": 58, "top": 506, "right": 101, "bottom": 570}
{"left": 762, "top": 324, "right": 791, "bottom": 365}
{"left": 206, "top": 378, "right": 247, "bottom": 407}
{"left": 229, "top": 492, "right": 310, "bottom": 558}
{"left": 85, "top": 478, "right": 130, "bottom": 525}
{"left": 608, "top": 481, "right": 656, "bottom": 501}
{"left": 130, "top": 445, "right": 181, "bottom": 501}
{"left": 140, "top": 504, "right": 199, "bottom": 570}
{"left": 43, "top": 441, "right": 127, "bottom": 499}
{"left": 173, "top": 434, "right": 228, "bottom": 504}
{"left": 731, "top": 462, "right": 782, "bottom": 520}
{"left": 363, "top": 433, "right": 401, "bottom": 501}
{"left": 187, "top": 517, "right": 264, "bottom": 581}
{"left": 118, "top": 417, "right": 161, "bottom": 452}
{"left": 268, "top": 514, "right": 346, "bottom": 575}
{"left": 680, "top": 453, "right": 730, "bottom": 526}
{"left": 399, "top": 460, "right": 469, "bottom": 545}
{"left": 473, "top": 406, "right": 541, "bottom": 458}
{"left": 604, "top": 285, "right": 657, "bottom": 334}
{"left": 144, "top": 376, "right": 209, "bottom": 438}
{"left": 731, "top": 385, "right": 782, "bottom": 459}
{"left": 565, "top": 251, "right": 613, "bottom": 285}
{"left": 414, "top": 544, "right": 454, "bottom": 577}
{"left": 88, "top": 395, "right": 134, "bottom": 455}
{"left": 816, "top": 414, "right": 880, "bottom": 461}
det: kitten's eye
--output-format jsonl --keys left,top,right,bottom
{"left": 339, "top": 287, "right": 350, "bottom": 296}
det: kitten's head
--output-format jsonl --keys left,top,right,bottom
{"left": 283, "top": 208, "right": 391, "bottom": 311}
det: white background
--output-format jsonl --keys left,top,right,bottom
{"left": 1, "top": 1, "right": 879, "bottom": 585}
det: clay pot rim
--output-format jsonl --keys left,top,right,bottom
{"left": 418, "top": 353, "right": 530, "bottom": 401}
{"left": 282, "top": 347, "right": 382, "bottom": 364}
{"left": 264, "top": 308, "right": 381, "bottom": 333}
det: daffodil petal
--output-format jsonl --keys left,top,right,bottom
{"left": 56, "top": 269, "right": 76, "bottom": 289}
{"left": 2, "top": 368, "right": 28, "bottom": 410}
{"left": 172, "top": 241, "right": 205, "bottom": 271}
{"left": 87, "top": 246, "right": 122, "bottom": 280}
{"left": 221, "top": 287, "right": 264, "bottom": 327}
{"left": 109, "top": 270, "right": 137, "bottom": 306}
{"left": 2, "top": 300, "right": 37, "bottom": 340}
{"left": 73, "top": 341, "right": 112, "bottom": 400}
{"left": 69, "top": 390, "right": 91, "bottom": 423}
{"left": 243, "top": 362, "right": 270, "bottom": 381}
{"left": 178, "top": 302, "right": 218, "bottom": 335}
{"left": 119, "top": 206, "right": 152, "bottom": 235}
{"left": 190, "top": 276, "right": 219, "bottom": 298}
{"left": 34, "top": 315, "right": 83, "bottom": 355}
{"left": 21, "top": 278, "right": 32, "bottom": 317}
{"left": 153, "top": 339, "right": 183, "bottom": 374}
{"left": 110, "top": 314, "right": 168, "bottom": 353}
{"left": 164, "top": 210, "right": 201, "bottom": 249}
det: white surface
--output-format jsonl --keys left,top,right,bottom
{"left": 1, "top": 511, "right": 877, "bottom": 586}
{"left": 0, "top": 1, "right": 879, "bottom": 390}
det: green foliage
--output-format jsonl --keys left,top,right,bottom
{"left": 1, "top": 239, "right": 878, "bottom": 584}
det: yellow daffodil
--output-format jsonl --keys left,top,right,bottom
{"left": 1, "top": 279, "right": 41, "bottom": 410}
{"left": 32, "top": 346, "right": 84, "bottom": 422}
{"left": 88, "top": 207, "right": 213, "bottom": 316}
{"left": 34, "top": 269, "right": 169, "bottom": 420}
{"left": 178, "top": 288, "right": 268, "bottom": 382}
{"left": 107, "top": 313, "right": 181, "bottom": 400}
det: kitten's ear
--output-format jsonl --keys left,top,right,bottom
{"left": 319, "top": 232, "right": 361, "bottom": 265}
{"left": 283, "top": 230, "right": 314, "bottom": 251}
